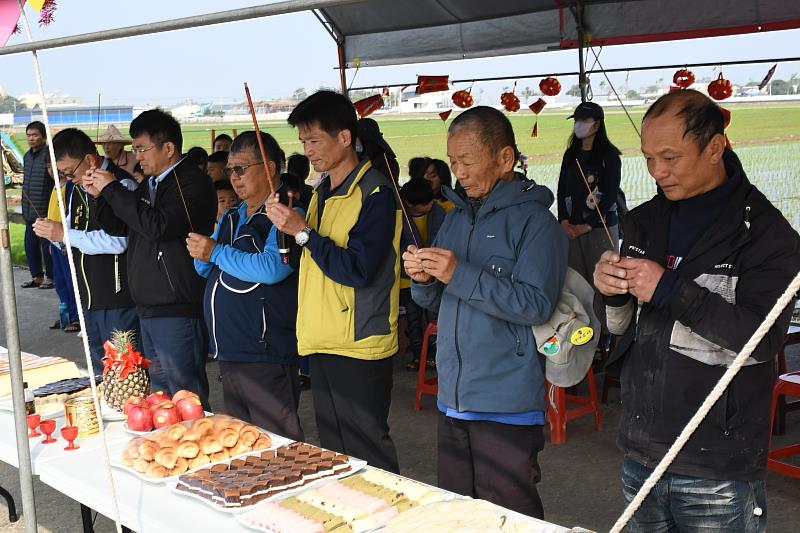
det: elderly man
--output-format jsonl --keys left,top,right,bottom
{"left": 21, "top": 121, "right": 54, "bottom": 290}
{"left": 96, "top": 125, "right": 136, "bottom": 175}
{"left": 33, "top": 128, "right": 139, "bottom": 374}
{"left": 85, "top": 109, "right": 216, "bottom": 407}
{"left": 403, "top": 106, "right": 567, "bottom": 518}
{"left": 266, "top": 90, "right": 401, "bottom": 473}
{"left": 594, "top": 89, "right": 800, "bottom": 532}
{"left": 189, "top": 131, "right": 304, "bottom": 441}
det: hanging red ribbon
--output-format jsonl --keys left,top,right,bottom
{"left": 102, "top": 341, "right": 150, "bottom": 380}
{"left": 529, "top": 98, "right": 546, "bottom": 115}
{"left": 416, "top": 75, "right": 450, "bottom": 94}
{"left": 353, "top": 94, "right": 384, "bottom": 118}
{"left": 439, "top": 109, "right": 453, "bottom": 122}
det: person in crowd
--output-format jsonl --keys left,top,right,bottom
{"left": 594, "top": 89, "right": 800, "bottom": 532}
{"left": 186, "top": 146, "right": 209, "bottom": 174}
{"left": 33, "top": 128, "right": 140, "bottom": 373}
{"left": 399, "top": 178, "right": 445, "bottom": 371}
{"left": 408, "top": 156, "right": 429, "bottom": 180}
{"left": 286, "top": 153, "right": 314, "bottom": 206}
{"left": 557, "top": 102, "right": 622, "bottom": 284}
{"left": 357, "top": 117, "right": 400, "bottom": 182}
{"left": 214, "top": 179, "right": 239, "bottom": 221}
{"left": 213, "top": 133, "right": 233, "bottom": 153}
{"left": 131, "top": 162, "right": 146, "bottom": 184}
{"left": 404, "top": 106, "right": 567, "bottom": 518}
{"left": 424, "top": 158, "right": 455, "bottom": 212}
{"left": 38, "top": 152, "right": 79, "bottom": 333}
{"left": 21, "top": 121, "right": 54, "bottom": 290}
{"left": 84, "top": 109, "right": 216, "bottom": 406}
{"left": 207, "top": 150, "right": 228, "bottom": 183}
{"left": 96, "top": 125, "right": 136, "bottom": 175}
{"left": 190, "top": 131, "right": 304, "bottom": 441}
{"left": 265, "top": 90, "right": 401, "bottom": 473}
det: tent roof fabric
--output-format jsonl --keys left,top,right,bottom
{"left": 320, "top": 0, "right": 800, "bottom": 68}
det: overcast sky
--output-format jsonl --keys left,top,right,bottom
{"left": 1, "top": 1, "right": 798, "bottom": 107}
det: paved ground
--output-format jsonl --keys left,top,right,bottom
{"left": 0, "top": 266, "right": 799, "bottom": 532}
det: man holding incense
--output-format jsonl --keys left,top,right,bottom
{"left": 84, "top": 109, "right": 216, "bottom": 407}
{"left": 594, "top": 89, "right": 800, "bottom": 531}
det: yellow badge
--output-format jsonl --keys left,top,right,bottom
{"left": 570, "top": 326, "right": 594, "bottom": 346}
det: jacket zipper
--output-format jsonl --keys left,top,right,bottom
{"left": 76, "top": 188, "right": 92, "bottom": 309}
{"left": 157, "top": 251, "right": 176, "bottom": 293}
{"left": 453, "top": 213, "right": 476, "bottom": 411}
{"left": 209, "top": 279, "right": 220, "bottom": 358}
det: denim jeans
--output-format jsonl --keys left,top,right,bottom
{"left": 24, "top": 222, "right": 53, "bottom": 279}
{"left": 621, "top": 457, "right": 767, "bottom": 533}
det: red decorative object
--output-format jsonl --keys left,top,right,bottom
{"left": 353, "top": 94, "right": 383, "bottom": 118}
{"left": 708, "top": 73, "right": 733, "bottom": 101}
{"left": 102, "top": 340, "right": 150, "bottom": 381}
{"left": 539, "top": 77, "right": 562, "bottom": 96}
{"left": 416, "top": 75, "right": 450, "bottom": 94}
{"left": 452, "top": 89, "right": 473, "bottom": 109}
{"left": 672, "top": 68, "right": 695, "bottom": 89}
{"left": 501, "top": 92, "right": 520, "bottom": 112}
{"left": 438, "top": 110, "right": 453, "bottom": 122}
{"left": 529, "top": 98, "right": 546, "bottom": 115}
{"left": 39, "top": 0, "right": 58, "bottom": 27}
{"left": 531, "top": 122, "right": 539, "bottom": 138}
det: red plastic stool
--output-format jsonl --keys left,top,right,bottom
{"left": 413, "top": 321, "right": 438, "bottom": 411}
{"left": 545, "top": 367, "right": 602, "bottom": 444}
{"left": 768, "top": 371, "right": 800, "bottom": 478}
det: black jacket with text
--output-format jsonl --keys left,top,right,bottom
{"left": 598, "top": 150, "right": 800, "bottom": 480}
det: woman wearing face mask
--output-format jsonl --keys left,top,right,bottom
{"left": 556, "top": 101, "right": 622, "bottom": 283}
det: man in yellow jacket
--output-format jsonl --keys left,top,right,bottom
{"left": 267, "top": 90, "right": 401, "bottom": 473}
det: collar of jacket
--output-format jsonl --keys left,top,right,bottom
{"left": 443, "top": 173, "right": 553, "bottom": 218}
{"left": 322, "top": 159, "right": 373, "bottom": 201}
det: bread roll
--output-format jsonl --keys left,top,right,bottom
{"left": 126, "top": 438, "right": 142, "bottom": 458}
{"left": 138, "top": 439, "right": 159, "bottom": 461}
{"left": 239, "top": 425, "right": 259, "bottom": 447}
{"left": 146, "top": 462, "right": 169, "bottom": 478}
{"left": 219, "top": 427, "right": 239, "bottom": 448}
{"left": 190, "top": 417, "right": 214, "bottom": 437}
{"left": 182, "top": 429, "right": 202, "bottom": 442}
{"left": 209, "top": 449, "right": 230, "bottom": 462}
{"left": 177, "top": 440, "right": 200, "bottom": 459}
{"left": 228, "top": 441, "right": 251, "bottom": 456}
{"left": 120, "top": 449, "right": 136, "bottom": 467}
{"left": 155, "top": 446, "right": 178, "bottom": 469}
{"left": 188, "top": 453, "right": 211, "bottom": 469}
{"left": 200, "top": 435, "right": 223, "bottom": 455}
{"left": 252, "top": 435, "right": 272, "bottom": 450}
{"left": 133, "top": 458, "right": 150, "bottom": 474}
{"left": 169, "top": 457, "right": 189, "bottom": 476}
{"left": 165, "top": 422, "right": 187, "bottom": 441}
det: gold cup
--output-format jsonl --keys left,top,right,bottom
{"left": 64, "top": 396, "right": 99, "bottom": 438}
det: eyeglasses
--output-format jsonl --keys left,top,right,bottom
{"left": 131, "top": 144, "right": 161, "bottom": 154}
{"left": 57, "top": 156, "right": 87, "bottom": 180}
{"left": 223, "top": 162, "right": 262, "bottom": 179}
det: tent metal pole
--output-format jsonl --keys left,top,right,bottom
{"left": 0, "top": 0, "right": 366, "bottom": 56}
{"left": 0, "top": 151, "right": 37, "bottom": 533}
{"left": 338, "top": 42, "right": 348, "bottom": 94}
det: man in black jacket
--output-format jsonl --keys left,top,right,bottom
{"left": 21, "top": 121, "right": 54, "bottom": 290}
{"left": 84, "top": 110, "right": 216, "bottom": 406}
{"left": 33, "top": 128, "right": 140, "bottom": 374}
{"left": 594, "top": 89, "right": 800, "bottom": 532}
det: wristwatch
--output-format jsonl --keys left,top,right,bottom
{"left": 295, "top": 226, "right": 312, "bottom": 247}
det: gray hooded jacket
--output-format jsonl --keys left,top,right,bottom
{"left": 412, "top": 177, "right": 567, "bottom": 414}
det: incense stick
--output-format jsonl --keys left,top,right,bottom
{"left": 172, "top": 169, "right": 194, "bottom": 233}
{"left": 21, "top": 188, "right": 43, "bottom": 219}
{"left": 243, "top": 83, "right": 276, "bottom": 196}
{"left": 574, "top": 158, "right": 616, "bottom": 249}
{"left": 382, "top": 153, "right": 420, "bottom": 249}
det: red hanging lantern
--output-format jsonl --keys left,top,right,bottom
{"left": 353, "top": 94, "right": 384, "bottom": 118}
{"left": 672, "top": 68, "right": 695, "bottom": 89}
{"left": 708, "top": 73, "right": 733, "bottom": 101}
{"left": 438, "top": 109, "right": 453, "bottom": 122}
{"left": 539, "top": 77, "right": 561, "bottom": 96}
{"left": 416, "top": 75, "right": 450, "bottom": 94}
{"left": 529, "top": 98, "right": 546, "bottom": 115}
{"left": 500, "top": 92, "right": 520, "bottom": 112}
{"left": 452, "top": 90, "right": 474, "bottom": 109}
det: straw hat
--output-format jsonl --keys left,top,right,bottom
{"left": 95, "top": 125, "right": 131, "bottom": 144}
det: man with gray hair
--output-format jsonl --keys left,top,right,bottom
{"left": 594, "top": 89, "right": 800, "bottom": 531}
{"left": 403, "top": 106, "right": 567, "bottom": 518}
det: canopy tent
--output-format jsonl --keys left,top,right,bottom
{"left": 318, "top": 0, "right": 800, "bottom": 76}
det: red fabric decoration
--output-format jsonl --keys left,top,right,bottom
{"left": 439, "top": 110, "right": 452, "bottom": 122}
{"left": 672, "top": 68, "right": 695, "bottom": 89}
{"left": 708, "top": 73, "right": 733, "bottom": 101}
{"left": 452, "top": 90, "right": 474, "bottom": 109}
{"left": 416, "top": 75, "right": 450, "bottom": 94}
{"left": 102, "top": 341, "right": 150, "bottom": 381}
{"left": 39, "top": 0, "right": 57, "bottom": 27}
{"left": 353, "top": 94, "right": 383, "bottom": 118}
{"left": 529, "top": 98, "right": 546, "bottom": 115}
{"left": 539, "top": 77, "right": 561, "bottom": 96}
{"left": 500, "top": 92, "right": 520, "bottom": 112}
{"left": 531, "top": 122, "right": 539, "bottom": 138}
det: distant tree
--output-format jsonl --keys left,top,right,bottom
{"left": 292, "top": 88, "right": 308, "bottom": 100}
{"left": 566, "top": 84, "right": 582, "bottom": 97}
{"left": 645, "top": 85, "right": 659, "bottom": 94}
{"left": 521, "top": 86, "right": 534, "bottom": 102}
{"left": 626, "top": 89, "right": 642, "bottom": 100}
{"left": 770, "top": 79, "right": 793, "bottom": 95}
{"left": 0, "top": 95, "right": 24, "bottom": 113}
{"left": 598, "top": 80, "right": 607, "bottom": 96}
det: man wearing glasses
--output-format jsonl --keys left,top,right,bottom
{"left": 188, "top": 131, "right": 305, "bottom": 441}
{"left": 32, "top": 128, "right": 140, "bottom": 374}
{"left": 84, "top": 110, "right": 216, "bottom": 408}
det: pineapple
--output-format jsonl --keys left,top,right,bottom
{"left": 102, "top": 329, "right": 151, "bottom": 411}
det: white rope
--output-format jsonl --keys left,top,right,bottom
{"left": 610, "top": 269, "right": 800, "bottom": 533}
{"left": 16, "top": 3, "right": 123, "bottom": 532}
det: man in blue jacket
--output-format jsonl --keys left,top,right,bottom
{"left": 189, "top": 131, "right": 304, "bottom": 441}
{"left": 404, "top": 106, "right": 567, "bottom": 518}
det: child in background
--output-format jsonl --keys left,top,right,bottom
{"left": 132, "top": 162, "right": 146, "bottom": 184}
{"left": 215, "top": 179, "right": 239, "bottom": 221}
{"left": 399, "top": 178, "right": 446, "bottom": 370}
{"left": 207, "top": 151, "right": 228, "bottom": 183}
